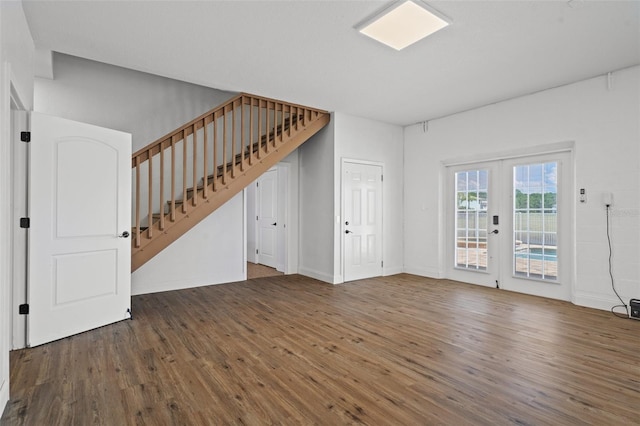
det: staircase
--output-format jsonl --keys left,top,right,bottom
{"left": 131, "top": 93, "right": 330, "bottom": 271}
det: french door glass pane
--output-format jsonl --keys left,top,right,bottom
{"left": 455, "top": 169, "right": 488, "bottom": 270}
{"left": 513, "top": 162, "right": 558, "bottom": 280}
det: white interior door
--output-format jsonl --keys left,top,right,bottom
{"left": 28, "top": 112, "right": 131, "bottom": 347}
{"left": 343, "top": 161, "right": 383, "bottom": 282}
{"left": 257, "top": 168, "right": 277, "bottom": 268}
{"left": 446, "top": 152, "right": 573, "bottom": 300}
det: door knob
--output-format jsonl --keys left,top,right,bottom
{"left": 272, "top": 222, "right": 277, "bottom": 226}
{"left": 345, "top": 230, "right": 352, "bottom": 234}
{"left": 119, "top": 231, "right": 130, "bottom": 238}
{"left": 491, "top": 229, "right": 499, "bottom": 234}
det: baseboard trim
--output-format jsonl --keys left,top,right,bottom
{"left": 403, "top": 265, "right": 444, "bottom": 279}
{"left": 298, "top": 266, "right": 335, "bottom": 284}
{"left": 132, "top": 274, "right": 245, "bottom": 296}
{"left": 383, "top": 266, "right": 404, "bottom": 276}
{"left": 0, "top": 378, "right": 9, "bottom": 419}
{"left": 573, "top": 291, "right": 623, "bottom": 312}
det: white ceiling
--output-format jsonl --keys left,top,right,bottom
{"left": 22, "top": 0, "right": 640, "bottom": 126}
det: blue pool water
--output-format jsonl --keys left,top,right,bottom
{"left": 515, "top": 248, "right": 557, "bottom": 262}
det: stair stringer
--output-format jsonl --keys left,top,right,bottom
{"left": 131, "top": 112, "right": 329, "bottom": 271}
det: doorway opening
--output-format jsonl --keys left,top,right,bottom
{"left": 246, "top": 262, "right": 284, "bottom": 280}
{"left": 246, "top": 163, "right": 292, "bottom": 276}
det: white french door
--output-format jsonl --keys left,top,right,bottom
{"left": 29, "top": 113, "right": 131, "bottom": 347}
{"left": 447, "top": 152, "right": 573, "bottom": 301}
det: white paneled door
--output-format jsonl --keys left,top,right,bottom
{"left": 257, "top": 168, "right": 278, "bottom": 268}
{"left": 343, "top": 161, "right": 383, "bottom": 282}
{"left": 28, "top": 113, "right": 131, "bottom": 347}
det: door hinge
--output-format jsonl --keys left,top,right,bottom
{"left": 19, "top": 304, "right": 29, "bottom": 315}
{"left": 20, "top": 131, "right": 31, "bottom": 142}
{"left": 256, "top": 215, "right": 258, "bottom": 221}
{"left": 381, "top": 175, "right": 384, "bottom": 182}
{"left": 20, "top": 217, "right": 30, "bottom": 228}
{"left": 381, "top": 260, "right": 384, "bottom": 267}
{"left": 256, "top": 249, "right": 259, "bottom": 254}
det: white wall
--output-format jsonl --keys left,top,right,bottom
{"left": 334, "top": 113, "right": 404, "bottom": 281}
{"left": 280, "top": 152, "right": 300, "bottom": 274}
{"left": 299, "top": 117, "right": 336, "bottom": 282}
{"left": 35, "top": 53, "right": 235, "bottom": 151}
{"left": 33, "top": 53, "right": 247, "bottom": 295}
{"left": 246, "top": 178, "right": 258, "bottom": 264}
{"left": 298, "top": 112, "right": 404, "bottom": 284}
{"left": 0, "top": 0, "right": 35, "bottom": 413}
{"left": 404, "top": 66, "right": 640, "bottom": 311}
{"left": 132, "top": 192, "right": 246, "bottom": 295}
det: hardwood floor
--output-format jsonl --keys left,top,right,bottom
{"left": 2, "top": 274, "right": 639, "bottom": 425}
{"left": 247, "top": 262, "right": 283, "bottom": 280}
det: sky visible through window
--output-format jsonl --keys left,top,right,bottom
{"left": 514, "top": 162, "right": 557, "bottom": 194}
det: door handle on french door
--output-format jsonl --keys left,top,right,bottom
{"left": 119, "top": 231, "right": 130, "bottom": 238}
{"left": 272, "top": 222, "right": 277, "bottom": 226}
{"left": 491, "top": 229, "right": 499, "bottom": 234}
{"left": 345, "top": 230, "right": 352, "bottom": 234}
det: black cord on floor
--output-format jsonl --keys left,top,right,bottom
{"left": 606, "top": 205, "right": 628, "bottom": 318}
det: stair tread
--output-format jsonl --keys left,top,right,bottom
{"left": 186, "top": 185, "right": 204, "bottom": 193}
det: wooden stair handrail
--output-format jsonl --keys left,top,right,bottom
{"left": 131, "top": 92, "right": 329, "bottom": 271}
{"left": 131, "top": 93, "right": 327, "bottom": 165}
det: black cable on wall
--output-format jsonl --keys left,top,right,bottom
{"left": 607, "top": 205, "right": 628, "bottom": 318}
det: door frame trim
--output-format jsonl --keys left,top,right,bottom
{"left": 441, "top": 140, "right": 575, "bottom": 167}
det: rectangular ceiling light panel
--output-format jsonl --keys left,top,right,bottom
{"left": 358, "top": 0, "right": 449, "bottom": 50}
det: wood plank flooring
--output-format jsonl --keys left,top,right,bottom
{"left": 247, "top": 263, "right": 283, "bottom": 280}
{"left": 2, "top": 274, "right": 639, "bottom": 425}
